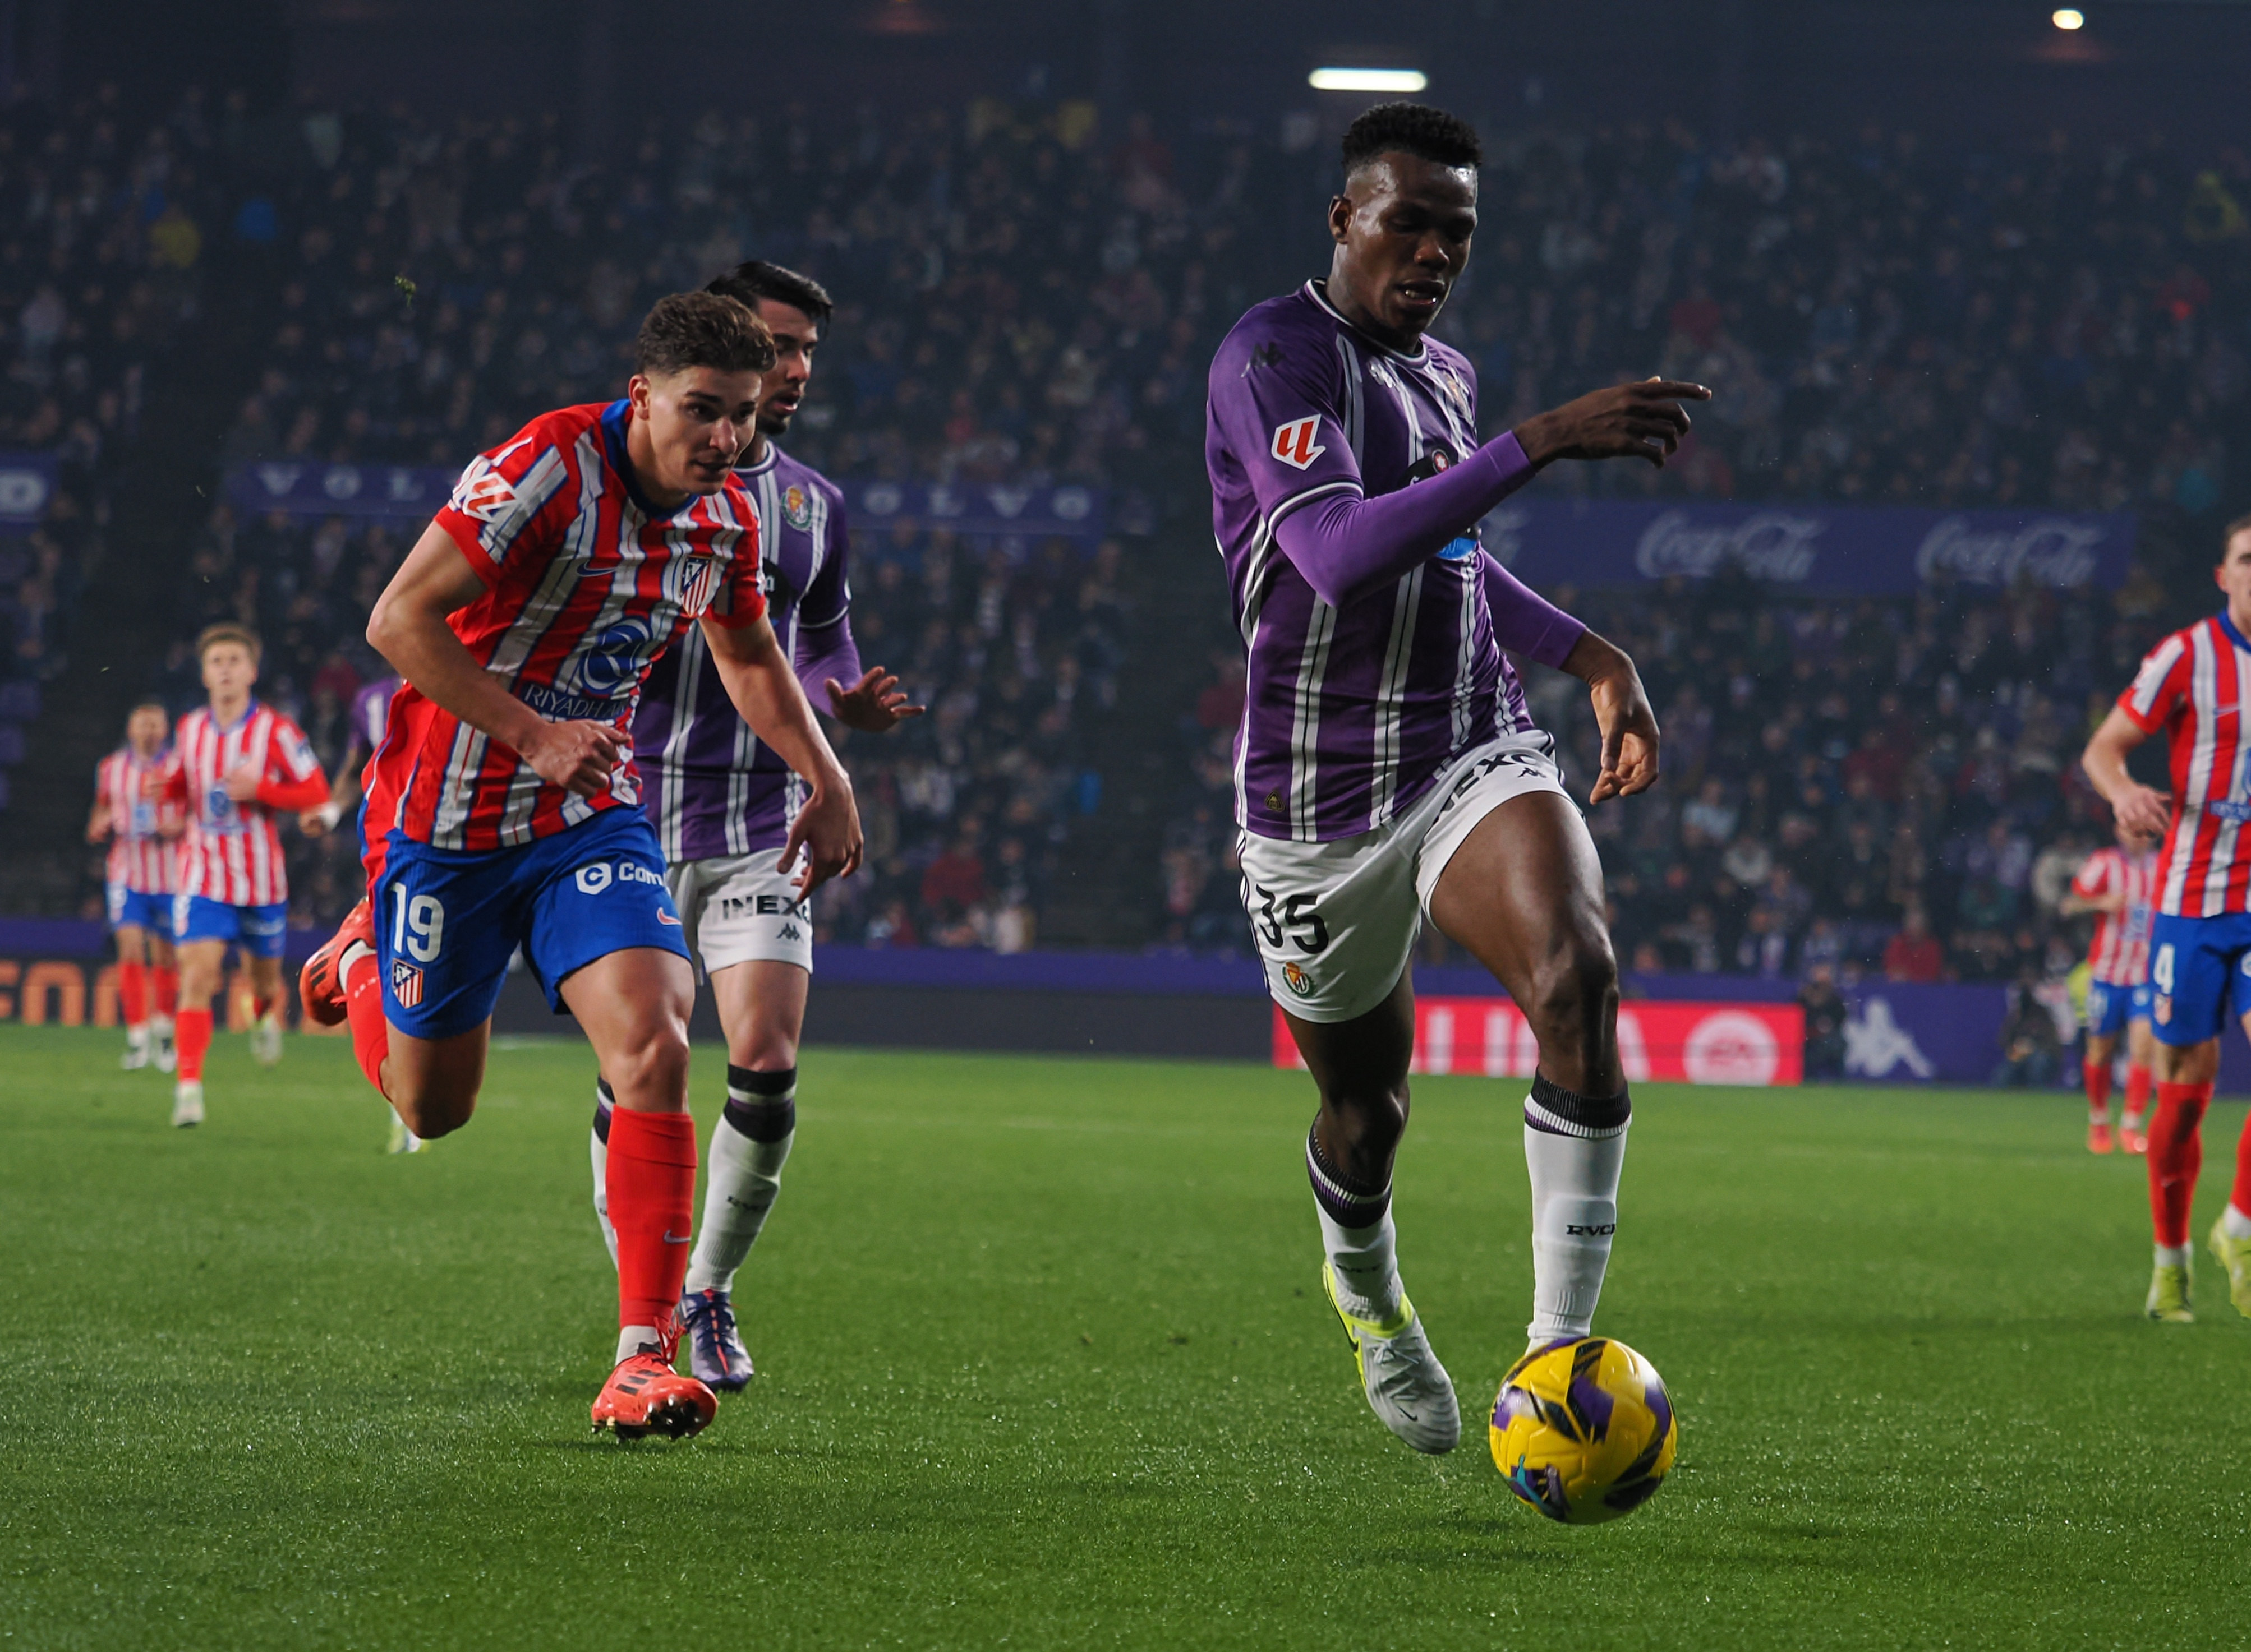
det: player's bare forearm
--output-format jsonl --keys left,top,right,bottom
{"left": 2082, "top": 707, "right": 2170, "bottom": 839}
{"left": 85, "top": 801, "right": 109, "bottom": 844}
{"left": 2058, "top": 893, "right": 2126, "bottom": 917}
{"left": 1562, "top": 629, "right": 1660, "bottom": 804}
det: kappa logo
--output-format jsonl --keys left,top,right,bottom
{"left": 779, "top": 922, "right": 803, "bottom": 942}
{"left": 1270, "top": 415, "right": 1325, "bottom": 471}
{"left": 450, "top": 467, "right": 518, "bottom": 523}
{"left": 390, "top": 959, "right": 424, "bottom": 1009}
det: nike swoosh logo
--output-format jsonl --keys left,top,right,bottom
{"left": 657, "top": 913, "right": 682, "bottom": 926}
{"left": 663, "top": 1230, "right": 693, "bottom": 1244}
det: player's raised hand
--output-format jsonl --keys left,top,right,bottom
{"left": 221, "top": 760, "right": 265, "bottom": 802}
{"left": 825, "top": 666, "right": 926, "bottom": 733}
{"left": 1562, "top": 631, "right": 1660, "bottom": 805}
{"left": 1515, "top": 377, "right": 1712, "bottom": 469}
{"left": 521, "top": 719, "right": 626, "bottom": 799}
{"left": 779, "top": 778, "right": 863, "bottom": 897}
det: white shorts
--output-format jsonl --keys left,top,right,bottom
{"left": 1239, "top": 731, "right": 1570, "bottom": 1022}
{"left": 666, "top": 853, "right": 813, "bottom": 976}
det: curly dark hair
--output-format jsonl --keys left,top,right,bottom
{"left": 634, "top": 291, "right": 777, "bottom": 379}
{"left": 1340, "top": 102, "right": 1483, "bottom": 177}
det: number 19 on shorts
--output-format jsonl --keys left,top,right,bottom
{"left": 391, "top": 884, "right": 446, "bottom": 962}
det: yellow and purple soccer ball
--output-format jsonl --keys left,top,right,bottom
{"left": 1488, "top": 1336, "right": 1677, "bottom": 1525}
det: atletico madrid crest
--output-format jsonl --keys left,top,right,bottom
{"left": 391, "top": 959, "right": 425, "bottom": 1009}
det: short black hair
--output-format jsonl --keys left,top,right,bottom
{"left": 705, "top": 261, "right": 836, "bottom": 333}
{"left": 1341, "top": 102, "right": 1483, "bottom": 178}
{"left": 634, "top": 291, "right": 777, "bottom": 378}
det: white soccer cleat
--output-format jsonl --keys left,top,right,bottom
{"left": 387, "top": 1113, "right": 424, "bottom": 1155}
{"left": 153, "top": 1019, "right": 177, "bottom": 1074}
{"left": 171, "top": 1081, "right": 205, "bottom": 1128}
{"left": 250, "top": 1010, "right": 284, "bottom": 1068}
{"left": 120, "top": 1030, "right": 151, "bottom": 1071}
{"left": 1322, "top": 1262, "right": 1462, "bottom": 1455}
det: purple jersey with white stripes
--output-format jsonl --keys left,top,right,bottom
{"left": 1208, "top": 281, "right": 1541, "bottom": 842}
{"left": 350, "top": 676, "right": 399, "bottom": 759}
{"left": 633, "top": 443, "right": 856, "bottom": 861}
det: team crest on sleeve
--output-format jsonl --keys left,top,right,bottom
{"left": 782, "top": 485, "right": 814, "bottom": 530}
{"left": 451, "top": 464, "right": 518, "bottom": 523}
{"left": 1271, "top": 416, "right": 1326, "bottom": 471}
{"left": 390, "top": 959, "right": 425, "bottom": 1009}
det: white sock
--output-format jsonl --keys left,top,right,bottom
{"left": 684, "top": 1065, "right": 796, "bottom": 1296}
{"left": 1317, "top": 1207, "right": 1403, "bottom": 1321}
{"left": 591, "top": 1080, "right": 618, "bottom": 1267}
{"left": 614, "top": 1324, "right": 659, "bottom": 1364}
{"left": 2224, "top": 1205, "right": 2251, "bottom": 1240}
{"left": 1523, "top": 1078, "right": 1632, "bottom": 1344}
{"left": 2156, "top": 1243, "right": 2191, "bottom": 1268}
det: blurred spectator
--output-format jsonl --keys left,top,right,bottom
{"left": 1799, "top": 965, "right": 1848, "bottom": 1081}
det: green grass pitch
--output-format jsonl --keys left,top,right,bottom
{"left": 4, "top": 1023, "right": 2248, "bottom": 1650}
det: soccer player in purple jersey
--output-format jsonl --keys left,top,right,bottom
{"left": 1208, "top": 103, "right": 1707, "bottom": 1453}
{"left": 588, "top": 261, "right": 922, "bottom": 1392}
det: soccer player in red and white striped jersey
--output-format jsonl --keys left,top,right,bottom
{"left": 2062, "top": 824, "right": 2160, "bottom": 1155}
{"left": 154, "top": 625, "right": 332, "bottom": 1125}
{"left": 2084, "top": 510, "right": 2251, "bottom": 1321}
{"left": 86, "top": 702, "right": 182, "bottom": 1072}
{"left": 299, "top": 293, "right": 861, "bottom": 1439}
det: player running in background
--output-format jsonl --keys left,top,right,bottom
{"left": 158, "top": 625, "right": 332, "bottom": 1126}
{"left": 2062, "top": 821, "right": 2160, "bottom": 1155}
{"left": 2083, "top": 511, "right": 2251, "bottom": 1321}
{"left": 302, "top": 673, "right": 420, "bottom": 1152}
{"left": 1207, "top": 101, "right": 1704, "bottom": 1453}
{"left": 87, "top": 700, "right": 182, "bottom": 1072}
{"left": 588, "top": 261, "right": 921, "bottom": 1393}
{"left": 298, "top": 293, "right": 862, "bottom": 1439}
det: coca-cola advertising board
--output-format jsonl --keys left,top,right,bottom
{"left": 1272, "top": 998, "right": 1805, "bottom": 1086}
{"left": 1481, "top": 500, "right": 2133, "bottom": 595}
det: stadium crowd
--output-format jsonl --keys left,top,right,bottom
{"left": 23, "top": 86, "right": 2251, "bottom": 972}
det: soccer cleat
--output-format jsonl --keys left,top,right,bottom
{"left": 1322, "top": 1262, "right": 1461, "bottom": 1455}
{"left": 171, "top": 1080, "right": 204, "bottom": 1129}
{"left": 2120, "top": 1118, "right": 2149, "bottom": 1156}
{"left": 300, "top": 896, "right": 374, "bottom": 1028}
{"left": 154, "top": 1022, "right": 177, "bottom": 1073}
{"left": 679, "top": 1288, "right": 753, "bottom": 1392}
{"left": 387, "top": 1113, "right": 424, "bottom": 1155}
{"left": 2088, "top": 1121, "right": 2115, "bottom": 1155}
{"left": 2207, "top": 1217, "right": 2251, "bottom": 1319}
{"left": 250, "top": 1010, "right": 284, "bottom": 1068}
{"left": 121, "top": 1030, "right": 151, "bottom": 1071}
{"left": 591, "top": 1331, "right": 718, "bottom": 1441}
{"left": 2146, "top": 1262, "right": 2194, "bottom": 1322}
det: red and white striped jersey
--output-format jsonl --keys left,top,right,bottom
{"left": 2119, "top": 612, "right": 2251, "bottom": 917}
{"left": 162, "top": 701, "right": 324, "bottom": 907}
{"left": 2070, "top": 845, "right": 2158, "bottom": 984}
{"left": 94, "top": 746, "right": 178, "bottom": 893}
{"left": 367, "top": 400, "right": 766, "bottom": 853}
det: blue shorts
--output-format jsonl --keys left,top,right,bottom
{"left": 107, "top": 883, "right": 171, "bottom": 935}
{"left": 2086, "top": 980, "right": 2133, "bottom": 1040}
{"left": 373, "top": 807, "right": 689, "bottom": 1041}
{"left": 173, "top": 894, "right": 289, "bottom": 959}
{"left": 2149, "top": 911, "right": 2251, "bottom": 1047}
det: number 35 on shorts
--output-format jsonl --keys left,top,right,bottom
{"left": 1250, "top": 882, "right": 1328, "bottom": 953}
{"left": 390, "top": 884, "right": 445, "bottom": 962}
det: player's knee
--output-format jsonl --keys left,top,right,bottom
{"left": 1525, "top": 933, "right": 1619, "bottom": 1044}
{"left": 390, "top": 1081, "right": 475, "bottom": 1139}
{"left": 607, "top": 1018, "right": 693, "bottom": 1107}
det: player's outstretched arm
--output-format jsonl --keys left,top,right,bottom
{"left": 702, "top": 611, "right": 864, "bottom": 894}
{"left": 367, "top": 521, "right": 624, "bottom": 799}
{"left": 1515, "top": 379, "right": 1712, "bottom": 469}
{"left": 1560, "top": 630, "right": 1659, "bottom": 805}
{"left": 2082, "top": 707, "right": 2171, "bottom": 840}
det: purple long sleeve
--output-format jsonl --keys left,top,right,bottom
{"left": 1480, "top": 551, "right": 1585, "bottom": 669}
{"left": 795, "top": 613, "right": 863, "bottom": 715}
{"left": 1271, "top": 431, "right": 1539, "bottom": 609}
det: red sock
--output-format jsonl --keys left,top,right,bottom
{"left": 2149, "top": 1080, "right": 2212, "bottom": 1248}
{"left": 154, "top": 967, "right": 178, "bottom": 1018}
{"left": 2123, "top": 1065, "right": 2153, "bottom": 1124}
{"left": 2083, "top": 1058, "right": 2113, "bottom": 1123}
{"left": 343, "top": 950, "right": 390, "bottom": 1099}
{"left": 117, "top": 959, "right": 148, "bottom": 1028}
{"left": 605, "top": 1109, "right": 698, "bottom": 1333}
{"left": 176, "top": 1007, "right": 213, "bottom": 1082}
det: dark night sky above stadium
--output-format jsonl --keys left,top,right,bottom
{"left": 30, "top": 0, "right": 2251, "bottom": 142}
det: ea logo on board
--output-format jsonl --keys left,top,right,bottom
{"left": 566, "top": 616, "right": 653, "bottom": 699}
{"left": 1681, "top": 1011, "right": 1781, "bottom": 1086}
